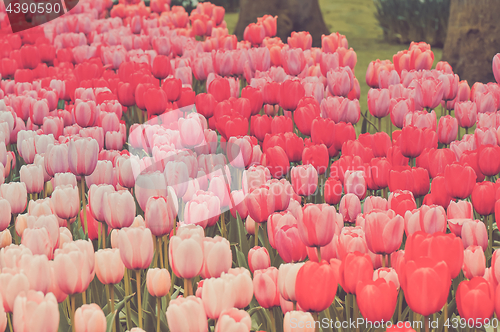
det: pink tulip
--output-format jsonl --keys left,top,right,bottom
{"left": 53, "top": 241, "right": 93, "bottom": 295}
{"left": 68, "top": 138, "right": 99, "bottom": 176}
{"left": 461, "top": 220, "right": 488, "bottom": 252}
{"left": 88, "top": 184, "right": 115, "bottom": 223}
{"left": 21, "top": 228, "right": 53, "bottom": 258}
{"left": 463, "top": 245, "right": 486, "bottom": 279}
{"left": 246, "top": 185, "right": 275, "bottom": 223}
{"left": 297, "top": 203, "right": 336, "bottom": 248}
{"left": 447, "top": 200, "right": 473, "bottom": 236}
{"left": 179, "top": 116, "right": 205, "bottom": 148}
{"left": 455, "top": 101, "right": 477, "bottom": 129}
{"left": 103, "top": 190, "right": 136, "bottom": 229}
{"left": 367, "top": 88, "right": 391, "bottom": 118}
{"left": 74, "top": 100, "right": 97, "bottom": 128}
{"left": 220, "top": 268, "right": 254, "bottom": 309}
{"left": 18, "top": 254, "right": 51, "bottom": 293}
{"left": 115, "top": 155, "right": 136, "bottom": 189}
{"left": 20, "top": 165, "right": 43, "bottom": 194}
{"left": 75, "top": 303, "right": 106, "bottom": 332}
{"left": 364, "top": 209, "right": 404, "bottom": 254}
{"left": 94, "top": 248, "right": 124, "bottom": 285}
{"left": 291, "top": 165, "right": 318, "bottom": 197}
{"left": 390, "top": 98, "right": 414, "bottom": 128}
{"left": 185, "top": 190, "right": 220, "bottom": 228}
{"left": 13, "top": 291, "right": 59, "bottom": 332}
{"left": 85, "top": 160, "right": 113, "bottom": 187}
{"left": 327, "top": 66, "right": 354, "bottom": 97}
{"left": 166, "top": 296, "right": 208, "bottom": 332}
{"left": 275, "top": 224, "right": 308, "bottom": 263}
{"left": 201, "top": 277, "right": 235, "bottom": 319}
{"left": 200, "top": 236, "right": 232, "bottom": 279}
{"left": 145, "top": 194, "right": 176, "bottom": 237}
{"left": 169, "top": 225, "right": 205, "bottom": 279}
{"left": 146, "top": 268, "right": 171, "bottom": 297}
{"left": 278, "top": 262, "right": 304, "bottom": 302}
{"left": 437, "top": 115, "right": 458, "bottom": 145}
{"left": 44, "top": 143, "right": 69, "bottom": 177}
{"left": 0, "top": 198, "right": 11, "bottom": 231}
{"left": 404, "top": 205, "right": 447, "bottom": 236}
{"left": 54, "top": 173, "right": 77, "bottom": 188}
{"left": 0, "top": 182, "right": 27, "bottom": 214}
{"left": 30, "top": 100, "right": 49, "bottom": 126}
{"left": 373, "top": 267, "right": 400, "bottom": 289}
{"left": 51, "top": 185, "right": 79, "bottom": 221}
{"left": 413, "top": 77, "right": 444, "bottom": 109}
{"left": 281, "top": 47, "right": 306, "bottom": 76}
{"left": 0, "top": 270, "right": 30, "bottom": 313}
{"left": 337, "top": 226, "right": 369, "bottom": 260}
{"left": 344, "top": 170, "right": 367, "bottom": 200}
{"left": 363, "top": 196, "right": 389, "bottom": 214}
{"left": 117, "top": 227, "right": 154, "bottom": 270}
{"left": 215, "top": 308, "right": 251, "bottom": 332}
{"left": 339, "top": 193, "right": 362, "bottom": 222}
{"left": 227, "top": 136, "right": 253, "bottom": 169}
{"left": 283, "top": 311, "right": 315, "bottom": 332}
{"left": 0, "top": 229, "right": 12, "bottom": 248}
{"left": 248, "top": 246, "right": 271, "bottom": 273}
{"left": 253, "top": 267, "right": 280, "bottom": 308}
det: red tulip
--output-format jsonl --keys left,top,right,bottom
{"left": 356, "top": 279, "right": 398, "bottom": 322}
{"left": 400, "top": 125, "right": 425, "bottom": 159}
{"left": 246, "top": 186, "right": 275, "bottom": 223}
{"left": 152, "top": 55, "right": 171, "bottom": 80}
{"left": 457, "top": 277, "right": 494, "bottom": 325}
{"left": 208, "top": 77, "right": 231, "bottom": 103}
{"left": 388, "top": 190, "right": 416, "bottom": 217}
{"left": 399, "top": 256, "right": 450, "bottom": 316}
{"left": 478, "top": 144, "right": 500, "bottom": 177}
{"left": 302, "top": 144, "right": 329, "bottom": 175}
{"left": 428, "top": 148, "right": 455, "bottom": 178}
{"left": 195, "top": 93, "right": 216, "bottom": 119}
{"left": 241, "top": 86, "right": 263, "bottom": 116}
{"left": 295, "top": 261, "right": 337, "bottom": 312}
{"left": 333, "top": 122, "right": 356, "bottom": 151}
{"left": 279, "top": 80, "right": 305, "bottom": 111}
{"left": 339, "top": 252, "right": 373, "bottom": 294}
{"left": 310, "top": 118, "right": 335, "bottom": 147}
{"left": 265, "top": 146, "right": 290, "bottom": 179}
{"left": 284, "top": 133, "right": 304, "bottom": 163}
{"left": 251, "top": 115, "right": 272, "bottom": 142}
{"left": 445, "top": 163, "right": 476, "bottom": 199}
{"left": 297, "top": 203, "right": 336, "bottom": 248}
{"left": 161, "top": 78, "right": 182, "bottom": 102}
{"left": 471, "top": 181, "right": 496, "bottom": 216}
{"left": 324, "top": 177, "right": 342, "bottom": 205}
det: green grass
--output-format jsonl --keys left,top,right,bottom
{"left": 224, "top": 0, "right": 443, "bottom": 128}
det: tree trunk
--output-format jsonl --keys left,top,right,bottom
{"left": 234, "top": 0, "right": 330, "bottom": 47}
{"left": 442, "top": 0, "right": 500, "bottom": 84}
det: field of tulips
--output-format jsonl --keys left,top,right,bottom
{"left": 1, "top": 0, "right": 500, "bottom": 331}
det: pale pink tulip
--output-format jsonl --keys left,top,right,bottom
{"left": 103, "top": 190, "right": 136, "bottom": 229}
{"left": 94, "top": 248, "right": 124, "bottom": 285}
{"left": 166, "top": 296, "right": 208, "bottom": 332}
{"left": 146, "top": 268, "right": 171, "bottom": 297}
{"left": 220, "top": 268, "right": 253, "bottom": 309}
{"left": 75, "top": 303, "right": 106, "bottom": 332}
{"left": 169, "top": 225, "right": 204, "bottom": 279}
{"left": 13, "top": 291, "right": 59, "bottom": 332}
{"left": 200, "top": 236, "right": 232, "bottom": 279}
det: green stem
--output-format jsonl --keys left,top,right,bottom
{"left": 316, "top": 247, "right": 322, "bottom": 262}
{"left": 425, "top": 316, "right": 429, "bottom": 332}
{"left": 136, "top": 270, "right": 142, "bottom": 329}
{"left": 269, "top": 308, "right": 277, "bottom": 332}
{"left": 82, "top": 290, "right": 86, "bottom": 305}
{"left": 124, "top": 269, "right": 133, "bottom": 330}
{"left": 158, "top": 237, "right": 164, "bottom": 269}
{"left": 378, "top": 117, "right": 382, "bottom": 133}
{"left": 345, "top": 293, "right": 351, "bottom": 325}
{"left": 7, "top": 313, "right": 12, "bottom": 332}
{"left": 353, "top": 294, "right": 359, "bottom": 332}
{"left": 164, "top": 235, "right": 169, "bottom": 271}
{"left": 255, "top": 222, "right": 259, "bottom": 247}
{"left": 156, "top": 297, "right": 161, "bottom": 332}
{"left": 398, "top": 289, "right": 403, "bottom": 322}
{"left": 487, "top": 214, "right": 493, "bottom": 259}
{"left": 81, "top": 177, "right": 88, "bottom": 237}
{"left": 109, "top": 285, "right": 116, "bottom": 332}
{"left": 70, "top": 295, "right": 76, "bottom": 332}
{"left": 221, "top": 212, "right": 226, "bottom": 238}
{"left": 444, "top": 302, "right": 448, "bottom": 332}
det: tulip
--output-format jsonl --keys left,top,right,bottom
{"left": 166, "top": 296, "right": 208, "bottom": 332}
{"left": 461, "top": 219, "right": 488, "bottom": 252}
{"left": 145, "top": 195, "right": 176, "bottom": 237}
{"left": 201, "top": 277, "right": 235, "bottom": 319}
{"left": 265, "top": 146, "right": 290, "bottom": 178}
{"left": 373, "top": 267, "right": 400, "bottom": 289}
{"left": 0, "top": 199, "right": 10, "bottom": 232}
{"left": 22, "top": 228, "right": 53, "bottom": 259}
{"left": 457, "top": 277, "right": 494, "bottom": 325}
{"left": 0, "top": 230, "right": 11, "bottom": 248}
{"left": 275, "top": 225, "right": 308, "bottom": 263}
{"left": 455, "top": 101, "right": 477, "bottom": 129}
{"left": 85, "top": 160, "right": 113, "bottom": 187}
{"left": 356, "top": 278, "right": 398, "bottom": 322}
{"left": 339, "top": 193, "right": 361, "bottom": 222}
{"left": 339, "top": 252, "right": 374, "bottom": 294}
{"left": 117, "top": 227, "right": 153, "bottom": 271}
{"left": 295, "top": 261, "right": 337, "bottom": 312}
{"left": 327, "top": 67, "right": 354, "bottom": 97}
{"left": 367, "top": 88, "right": 391, "bottom": 119}
{"left": 279, "top": 80, "right": 305, "bottom": 111}
{"left": 94, "top": 249, "right": 124, "bottom": 285}
{"left": 390, "top": 98, "right": 414, "bottom": 128}
{"left": 291, "top": 165, "right": 318, "bottom": 197}
{"left": 283, "top": 311, "right": 315, "bottom": 332}
{"left": 169, "top": 225, "right": 204, "bottom": 280}
{"left": 404, "top": 205, "right": 447, "bottom": 236}
{"left": 399, "top": 257, "right": 450, "bottom": 316}
{"left": 400, "top": 125, "right": 424, "bottom": 159}
{"left": 302, "top": 144, "right": 329, "bottom": 175}
{"left": 246, "top": 186, "right": 275, "bottom": 223}
{"left": 324, "top": 177, "right": 342, "bottom": 205}
{"left": 297, "top": 203, "right": 336, "bottom": 249}
{"left": 278, "top": 263, "right": 304, "bottom": 302}
{"left": 471, "top": 181, "right": 496, "bottom": 216}
{"left": 463, "top": 246, "right": 486, "bottom": 279}
{"left": 444, "top": 163, "right": 476, "bottom": 199}
{"left": 51, "top": 185, "right": 79, "bottom": 221}
{"left": 200, "top": 236, "right": 232, "bottom": 279}
{"left": 103, "top": 190, "right": 136, "bottom": 229}
{"left": 0, "top": 182, "right": 27, "bottom": 215}
{"left": 248, "top": 246, "right": 271, "bottom": 273}
{"left": 68, "top": 138, "right": 99, "bottom": 176}
{"left": 53, "top": 244, "right": 92, "bottom": 295}
{"left": 215, "top": 309, "right": 251, "bottom": 332}
{"left": 146, "top": 268, "right": 171, "bottom": 297}
{"left": 17, "top": 254, "right": 51, "bottom": 294}
{"left": 75, "top": 304, "right": 106, "bottom": 332}
{"left": 344, "top": 170, "right": 367, "bottom": 199}
{"left": 364, "top": 209, "right": 404, "bottom": 254}
{"left": 363, "top": 196, "right": 389, "bottom": 214}
{"left": 478, "top": 144, "right": 500, "bottom": 177}
{"left": 13, "top": 291, "right": 59, "bottom": 332}
{"left": 19, "top": 165, "right": 43, "bottom": 194}
{"left": 437, "top": 115, "right": 458, "bottom": 145}
{"left": 253, "top": 267, "right": 280, "bottom": 308}
{"left": 221, "top": 268, "right": 254, "bottom": 309}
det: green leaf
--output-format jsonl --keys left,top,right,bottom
{"left": 235, "top": 246, "right": 249, "bottom": 270}
{"left": 58, "top": 302, "right": 71, "bottom": 332}
{"left": 106, "top": 293, "right": 135, "bottom": 332}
